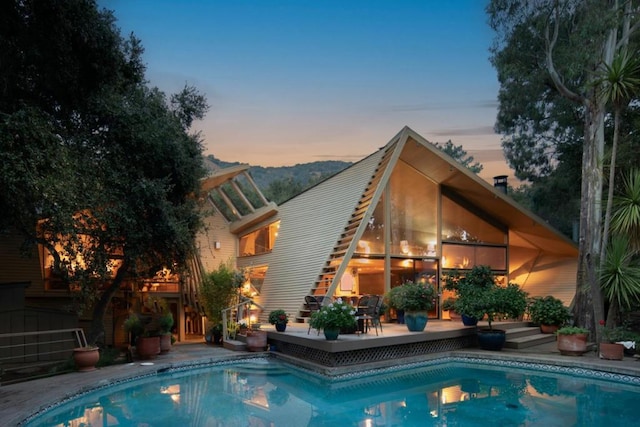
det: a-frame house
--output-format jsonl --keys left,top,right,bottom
{"left": 230, "top": 126, "right": 578, "bottom": 323}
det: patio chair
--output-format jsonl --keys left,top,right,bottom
{"left": 305, "top": 295, "right": 321, "bottom": 335}
{"left": 356, "top": 295, "right": 381, "bottom": 335}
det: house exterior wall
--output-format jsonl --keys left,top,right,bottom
{"left": 238, "top": 150, "right": 385, "bottom": 323}
{"left": 0, "top": 231, "right": 43, "bottom": 293}
{"left": 196, "top": 203, "right": 237, "bottom": 273}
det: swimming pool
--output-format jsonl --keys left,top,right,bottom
{"left": 23, "top": 356, "right": 640, "bottom": 426}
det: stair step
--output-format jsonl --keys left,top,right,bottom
{"left": 222, "top": 339, "right": 247, "bottom": 351}
{"left": 504, "top": 333, "right": 557, "bottom": 349}
{"left": 504, "top": 326, "right": 544, "bottom": 339}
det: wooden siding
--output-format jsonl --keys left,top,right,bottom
{"left": 196, "top": 203, "right": 237, "bottom": 272}
{"left": 0, "top": 232, "right": 43, "bottom": 294}
{"left": 242, "top": 150, "right": 386, "bottom": 323}
{"left": 516, "top": 255, "right": 578, "bottom": 306}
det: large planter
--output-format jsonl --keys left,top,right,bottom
{"left": 540, "top": 324, "right": 559, "bottom": 334}
{"left": 246, "top": 330, "right": 268, "bottom": 351}
{"left": 275, "top": 323, "right": 287, "bottom": 332}
{"left": 477, "top": 329, "right": 506, "bottom": 351}
{"left": 449, "top": 310, "right": 462, "bottom": 321}
{"left": 404, "top": 310, "right": 429, "bottom": 332}
{"left": 73, "top": 347, "right": 100, "bottom": 372}
{"left": 159, "top": 333, "right": 172, "bottom": 354}
{"left": 599, "top": 342, "right": 624, "bottom": 360}
{"left": 557, "top": 333, "right": 588, "bottom": 356}
{"left": 461, "top": 314, "right": 478, "bottom": 326}
{"left": 136, "top": 336, "right": 161, "bottom": 359}
{"left": 323, "top": 328, "right": 340, "bottom": 340}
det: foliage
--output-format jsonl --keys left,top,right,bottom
{"left": 199, "top": 262, "right": 243, "bottom": 325}
{"left": 442, "top": 297, "right": 457, "bottom": 312}
{"left": 444, "top": 265, "right": 528, "bottom": 329}
{"left": 598, "top": 320, "right": 636, "bottom": 344}
{"left": 386, "top": 282, "right": 436, "bottom": 311}
{"left": 434, "top": 140, "right": 483, "bottom": 174}
{"left": 528, "top": 296, "right": 571, "bottom": 326}
{"left": 268, "top": 309, "right": 289, "bottom": 325}
{"left": 0, "top": 0, "right": 208, "bottom": 344}
{"left": 611, "top": 169, "right": 640, "bottom": 252}
{"left": 556, "top": 326, "right": 590, "bottom": 336}
{"left": 309, "top": 298, "right": 357, "bottom": 331}
{"left": 488, "top": 0, "right": 640, "bottom": 339}
{"left": 123, "top": 314, "right": 144, "bottom": 337}
{"left": 599, "top": 235, "right": 640, "bottom": 311}
{"left": 384, "top": 285, "right": 406, "bottom": 310}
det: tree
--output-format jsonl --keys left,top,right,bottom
{"left": 0, "top": 0, "right": 208, "bottom": 344}
{"left": 488, "top": 0, "right": 640, "bottom": 341}
{"left": 434, "top": 140, "right": 484, "bottom": 174}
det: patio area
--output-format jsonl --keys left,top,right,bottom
{"left": 3, "top": 321, "right": 640, "bottom": 426}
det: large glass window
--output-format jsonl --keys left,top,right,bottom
{"left": 389, "top": 161, "right": 438, "bottom": 257}
{"left": 357, "top": 195, "right": 385, "bottom": 255}
{"left": 442, "top": 243, "right": 507, "bottom": 271}
{"left": 441, "top": 195, "right": 506, "bottom": 245}
{"left": 239, "top": 221, "right": 280, "bottom": 256}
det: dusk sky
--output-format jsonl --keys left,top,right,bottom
{"left": 105, "top": 0, "right": 512, "bottom": 183}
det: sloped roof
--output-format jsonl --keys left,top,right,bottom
{"left": 245, "top": 126, "right": 577, "bottom": 319}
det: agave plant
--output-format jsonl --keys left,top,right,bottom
{"left": 599, "top": 235, "right": 640, "bottom": 311}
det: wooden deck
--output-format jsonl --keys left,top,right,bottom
{"left": 234, "top": 320, "right": 551, "bottom": 375}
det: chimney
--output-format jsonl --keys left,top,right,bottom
{"left": 493, "top": 175, "right": 508, "bottom": 194}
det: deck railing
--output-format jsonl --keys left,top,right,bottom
{"left": 221, "top": 298, "right": 264, "bottom": 341}
{"left": 0, "top": 328, "right": 88, "bottom": 384}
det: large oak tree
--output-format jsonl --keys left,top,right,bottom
{"left": 0, "top": 0, "right": 208, "bottom": 343}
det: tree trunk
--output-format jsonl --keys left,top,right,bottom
{"left": 574, "top": 103, "right": 605, "bottom": 342}
{"left": 87, "top": 259, "right": 130, "bottom": 345}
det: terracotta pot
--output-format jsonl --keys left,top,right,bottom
{"left": 136, "top": 336, "right": 160, "bottom": 359}
{"left": 245, "top": 330, "right": 267, "bottom": 351}
{"left": 540, "top": 324, "right": 559, "bottom": 334}
{"left": 599, "top": 342, "right": 624, "bottom": 360}
{"left": 159, "top": 333, "right": 172, "bottom": 354}
{"left": 73, "top": 347, "right": 99, "bottom": 372}
{"left": 557, "top": 333, "right": 588, "bottom": 356}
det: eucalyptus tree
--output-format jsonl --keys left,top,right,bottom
{"left": 488, "top": 0, "right": 640, "bottom": 339}
{"left": 0, "top": 0, "right": 208, "bottom": 343}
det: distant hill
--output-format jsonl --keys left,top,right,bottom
{"left": 204, "top": 155, "right": 352, "bottom": 191}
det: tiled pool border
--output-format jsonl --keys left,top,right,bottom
{"left": 20, "top": 352, "right": 640, "bottom": 425}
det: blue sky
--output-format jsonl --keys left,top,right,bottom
{"left": 105, "top": 0, "right": 510, "bottom": 181}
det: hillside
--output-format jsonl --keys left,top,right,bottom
{"left": 204, "top": 155, "right": 352, "bottom": 191}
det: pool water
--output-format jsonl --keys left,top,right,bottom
{"left": 25, "top": 358, "right": 640, "bottom": 426}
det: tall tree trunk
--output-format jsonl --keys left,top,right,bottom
{"left": 87, "top": 259, "right": 130, "bottom": 345}
{"left": 574, "top": 104, "right": 606, "bottom": 341}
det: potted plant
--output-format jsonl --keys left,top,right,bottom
{"left": 443, "top": 266, "right": 495, "bottom": 326}
{"left": 72, "top": 344, "right": 100, "bottom": 372}
{"left": 269, "top": 309, "right": 289, "bottom": 332}
{"left": 528, "top": 296, "right": 571, "bottom": 334}
{"left": 598, "top": 320, "right": 626, "bottom": 360}
{"left": 385, "top": 281, "right": 435, "bottom": 332}
{"left": 245, "top": 328, "right": 268, "bottom": 351}
{"left": 442, "top": 297, "right": 461, "bottom": 321}
{"left": 309, "top": 297, "right": 357, "bottom": 340}
{"left": 384, "top": 285, "right": 406, "bottom": 324}
{"left": 199, "top": 262, "right": 244, "bottom": 342}
{"left": 556, "top": 326, "right": 589, "bottom": 356}
{"left": 158, "top": 311, "right": 174, "bottom": 353}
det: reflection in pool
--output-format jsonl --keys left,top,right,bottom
{"left": 25, "top": 358, "right": 640, "bottom": 426}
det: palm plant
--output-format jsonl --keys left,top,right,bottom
{"left": 598, "top": 50, "right": 640, "bottom": 266}
{"left": 600, "top": 168, "right": 640, "bottom": 326}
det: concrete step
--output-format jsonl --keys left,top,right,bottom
{"left": 504, "top": 333, "right": 557, "bottom": 349}
{"left": 222, "top": 339, "right": 247, "bottom": 351}
{"left": 504, "top": 326, "right": 543, "bottom": 339}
